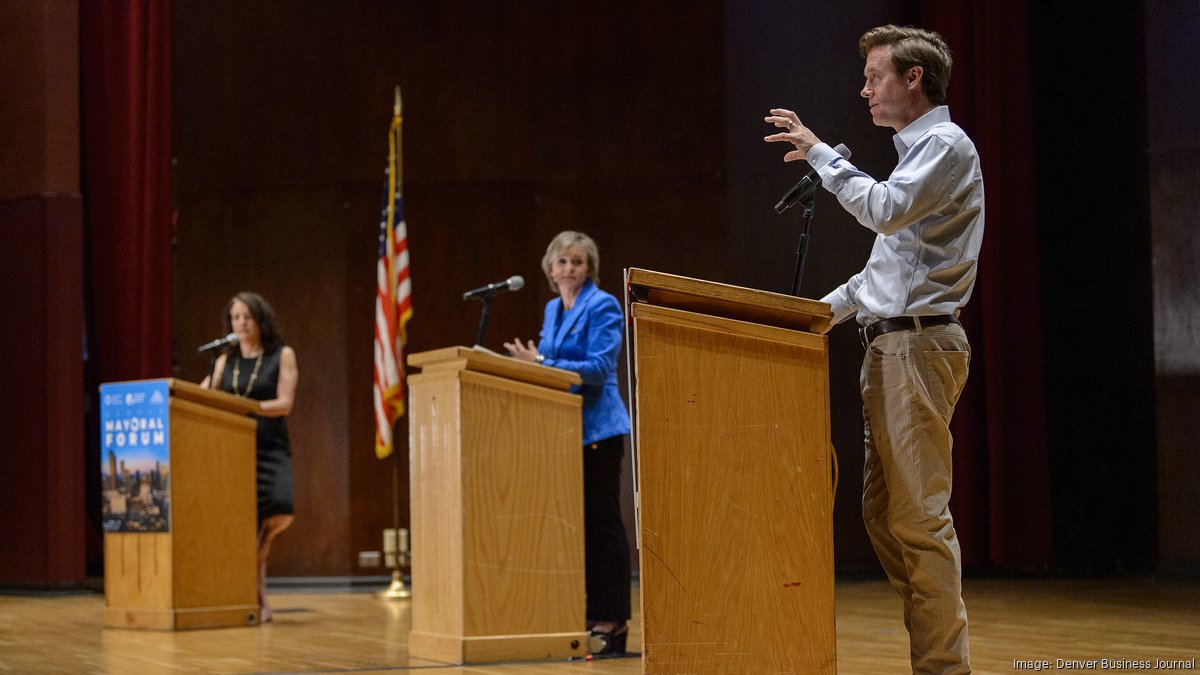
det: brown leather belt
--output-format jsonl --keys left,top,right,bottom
{"left": 859, "top": 314, "right": 960, "bottom": 349}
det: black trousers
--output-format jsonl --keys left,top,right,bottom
{"left": 583, "top": 435, "right": 632, "bottom": 622}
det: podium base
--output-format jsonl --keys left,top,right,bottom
{"left": 409, "top": 630, "right": 589, "bottom": 664}
{"left": 104, "top": 604, "right": 260, "bottom": 630}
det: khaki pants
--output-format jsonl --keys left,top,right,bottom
{"left": 860, "top": 321, "right": 971, "bottom": 675}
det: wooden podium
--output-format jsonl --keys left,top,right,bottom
{"left": 102, "top": 379, "right": 260, "bottom": 630}
{"left": 626, "top": 268, "right": 838, "bottom": 674}
{"left": 406, "top": 347, "right": 589, "bottom": 664}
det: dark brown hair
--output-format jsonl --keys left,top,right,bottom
{"left": 222, "top": 291, "right": 284, "bottom": 353}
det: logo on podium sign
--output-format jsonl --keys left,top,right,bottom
{"left": 99, "top": 380, "right": 171, "bottom": 533}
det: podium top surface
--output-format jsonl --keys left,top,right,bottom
{"left": 169, "top": 378, "right": 262, "bottom": 416}
{"left": 408, "top": 346, "right": 582, "bottom": 391}
{"left": 626, "top": 268, "right": 832, "bottom": 334}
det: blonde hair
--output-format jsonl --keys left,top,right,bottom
{"left": 541, "top": 231, "right": 600, "bottom": 291}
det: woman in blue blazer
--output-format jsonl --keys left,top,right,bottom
{"left": 505, "top": 231, "right": 632, "bottom": 655}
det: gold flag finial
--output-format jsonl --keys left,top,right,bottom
{"left": 393, "top": 86, "right": 402, "bottom": 116}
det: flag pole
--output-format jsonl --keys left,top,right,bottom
{"left": 378, "top": 84, "right": 412, "bottom": 600}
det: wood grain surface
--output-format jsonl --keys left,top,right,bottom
{"left": 2, "top": 578, "right": 1197, "bottom": 673}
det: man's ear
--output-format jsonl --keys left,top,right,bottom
{"left": 906, "top": 65, "right": 924, "bottom": 90}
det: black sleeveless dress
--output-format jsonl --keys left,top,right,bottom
{"left": 218, "top": 344, "right": 294, "bottom": 521}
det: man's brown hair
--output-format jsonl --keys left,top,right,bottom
{"left": 859, "top": 25, "right": 953, "bottom": 105}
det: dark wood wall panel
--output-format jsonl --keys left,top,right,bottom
{"left": 173, "top": 186, "right": 356, "bottom": 573}
{"left": 172, "top": 1, "right": 730, "bottom": 576}
{"left": 168, "top": 0, "right": 1185, "bottom": 579}
{"left": 0, "top": 0, "right": 1186, "bottom": 586}
{"left": 0, "top": 0, "right": 1179, "bottom": 585}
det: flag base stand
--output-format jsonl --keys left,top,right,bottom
{"left": 377, "top": 569, "right": 412, "bottom": 600}
{"left": 378, "top": 526, "right": 411, "bottom": 600}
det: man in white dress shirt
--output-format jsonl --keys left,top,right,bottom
{"left": 765, "top": 24, "right": 982, "bottom": 675}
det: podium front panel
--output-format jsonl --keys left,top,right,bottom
{"left": 632, "top": 304, "right": 836, "bottom": 674}
{"left": 102, "top": 379, "right": 258, "bottom": 630}
{"left": 408, "top": 362, "right": 587, "bottom": 664}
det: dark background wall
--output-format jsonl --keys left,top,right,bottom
{"left": 1029, "top": 4, "right": 1159, "bottom": 574}
{"left": 722, "top": 0, "right": 914, "bottom": 569}
{"left": 2, "top": 0, "right": 1197, "bottom": 585}
{"left": 1146, "top": 1, "right": 1200, "bottom": 577}
{"left": 165, "top": 0, "right": 919, "bottom": 577}
{"left": 168, "top": 1, "right": 733, "bottom": 577}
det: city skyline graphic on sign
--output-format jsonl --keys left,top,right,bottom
{"left": 99, "top": 380, "right": 172, "bottom": 533}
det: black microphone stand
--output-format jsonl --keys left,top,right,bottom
{"left": 474, "top": 293, "right": 496, "bottom": 347}
{"left": 789, "top": 197, "right": 816, "bottom": 296}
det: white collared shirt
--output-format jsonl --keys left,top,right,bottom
{"left": 809, "top": 106, "right": 985, "bottom": 326}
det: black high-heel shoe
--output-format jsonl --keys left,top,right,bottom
{"left": 587, "top": 622, "right": 628, "bottom": 657}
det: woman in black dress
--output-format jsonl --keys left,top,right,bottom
{"left": 201, "top": 291, "right": 298, "bottom": 622}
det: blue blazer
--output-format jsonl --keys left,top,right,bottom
{"left": 538, "top": 280, "right": 632, "bottom": 445}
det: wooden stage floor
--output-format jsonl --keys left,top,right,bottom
{"left": 1, "top": 577, "right": 1196, "bottom": 674}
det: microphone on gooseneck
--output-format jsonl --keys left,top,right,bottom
{"left": 463, "top": 275, "right": 525, "bottom": 300}
{"left": 774, "top": 143, "right": 852, "bottom": 213}
{"left": 197, "top": 333, "right": 238, "bottom": 354}
{"left": 466, "top": 275, "right": 525, "bottom": 347}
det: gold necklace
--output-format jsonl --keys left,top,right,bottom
{"left": 232, "top": 352, "right": 263, "bottom": 397}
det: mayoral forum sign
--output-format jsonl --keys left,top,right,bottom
{"left": 100, "top": 380, "right": 171, "bottom": 533}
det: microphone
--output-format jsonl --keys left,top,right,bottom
{"left": 774, "top": 143, "right": 852, "bottom": 213}
{"left": 463, "top": 275, "right": 525, "bottom": 300}
{"left": 197, "top": 333, "right": 238, "bottom": 354}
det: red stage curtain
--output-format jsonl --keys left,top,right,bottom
{"left": 80, "top": 0, "right": 174, "bottom": 383}
{"left": 919, "top": 1, "right": 1054, "bottom": 570}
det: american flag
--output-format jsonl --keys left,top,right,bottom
{"left": 373, "top": 96, "right": 412, "bottom": 460}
